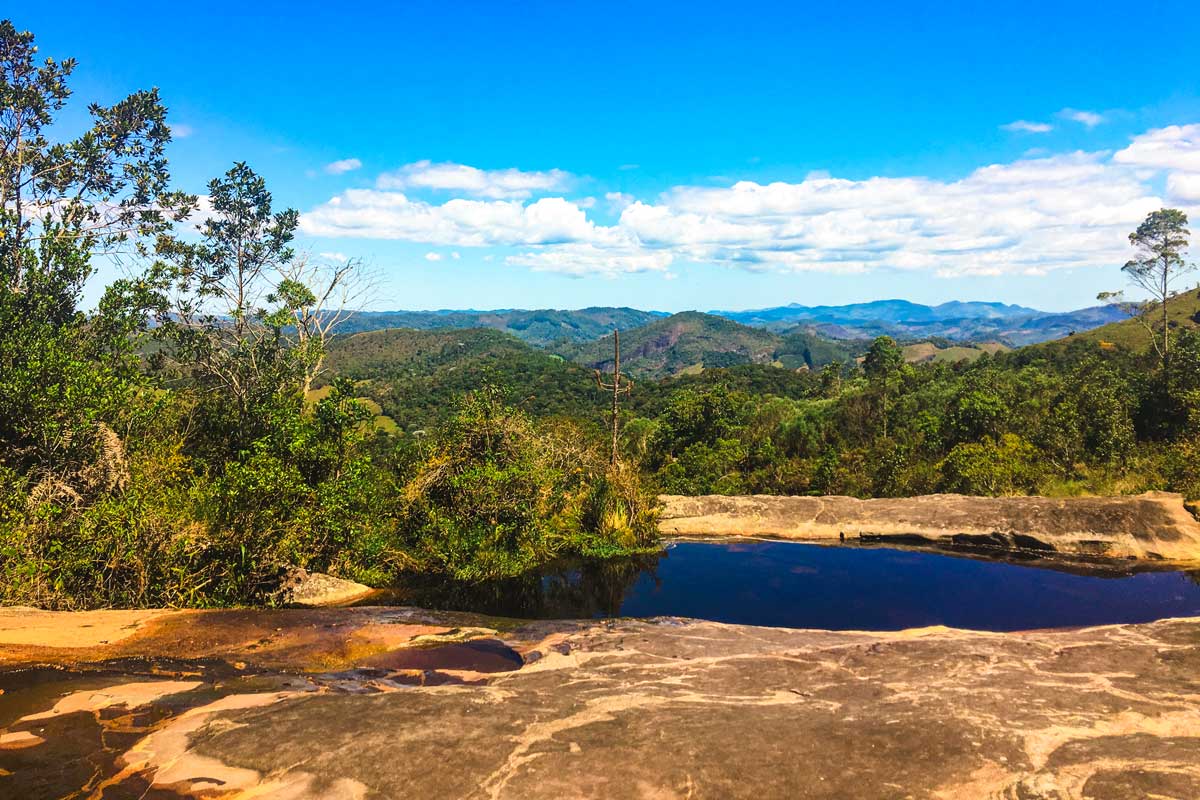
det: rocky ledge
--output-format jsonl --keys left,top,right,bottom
{"left": 659, "top": 491, "right": 1200, "bottom": 562}
{"left": 2, "top": 606, "right": 1199, "bottom": 798}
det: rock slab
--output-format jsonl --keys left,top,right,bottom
{"left": 659, "top": 491, "right": 1200, "bottom": 562}
{"left": 2, "top": 608, "right": 1199, "bottom": 799}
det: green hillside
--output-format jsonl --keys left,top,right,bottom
{"left": 320, "top": 328, "right": 600, "bottom": 431}
{"left": 900, "top": 341, "right": 1009, "bottom": 364}
{"left": 1062, "top": 290, "right": 1200, "bottom": 350}
{"left": 340, "top": 307, "right": 665, "bottom": 347}
{"left": 1026, "top": 290, "right": 1200, "bottom": 356}
{"left": 559, "top": 312, "right": 860, "bottom": 379}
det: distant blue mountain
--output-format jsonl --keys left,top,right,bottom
{"left": 708, "top": 299, "right": 1124, "bottom": 345}
{"left": 712, "top": 299, "right": 1040, "bottom": 325}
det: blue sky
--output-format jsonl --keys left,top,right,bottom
{"left": 22, "top": 1, "right": 1200, "bottom": 312}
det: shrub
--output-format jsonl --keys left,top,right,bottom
{"left": 939, "top": 434, "right": 1043, "bottom": 496}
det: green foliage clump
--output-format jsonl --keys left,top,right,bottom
{"left": 396, "top": 388, "right": 656, "bottom": 580}
{"left": 939, "top": 434, "right": 1042, "bottom": 496}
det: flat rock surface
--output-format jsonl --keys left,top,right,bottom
{"left": 659, "top": 491, "right": 1200, "bottom": 562}
{"left": 2, "top": 607, "right": 1199, "bottom": 798}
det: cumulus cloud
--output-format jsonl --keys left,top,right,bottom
{"left": 1001, "top": 120, "right": 1053, "bottom": 133}
{"left": 377, "top": 160, "right": 571, "bottom": 199}
{"left": 170, "top": 123, "right": 195, "bottom": 139}
{"left": 301, "top": 124, "right": 1200, "bottom": 279}
{"left": 605, "top": 191, "right": 635, "bottom": 212}
{"left": 302, "top": 190, "right": 601, "bottom": 246}
{"left": 506, "top": 243, "right": 674, "bottom": 277}
{"left": 324, "top": 158, "right": 363, "bottom": 175}
{"left": 1059, "top": 108, "right": 1105, "bottom": 128}
{"left": 424, "top": 252, "right": 443, "bottom": 261}
{"left": 1168, "top": 172, "right": 1200, "bottom": 203}
{"left": 1114, "top": 124, "right": 1200, "bottom": 172}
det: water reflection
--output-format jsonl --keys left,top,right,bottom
{"left": 381, "top": 550, "right": 665, "bottom": 620}
{"left": 376, "top": 540, "right": 1200, "bottom": 632}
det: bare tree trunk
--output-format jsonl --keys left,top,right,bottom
{"left": 1162, "top": 257, "right": 1170, "bottom": 375}
{"left": 594, "top": 329, "right": 633, "bottom": 468}
{"left": 611, "top": 331, "right": 621, "bottom": 467}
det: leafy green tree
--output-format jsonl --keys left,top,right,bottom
{"left": 940, "top": 434, "right": 1042, "bottom": 496}
{"left": 0, "top": 19, "right": 189, "bottom": 507}
{"left": 947, "top": 378, "right": 1008, "bottom": 444}
{"left": 863, "top": 336, "right": 904, "bottom": 437}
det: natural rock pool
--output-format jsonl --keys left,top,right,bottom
{"left": 376, "top": 539, "right": 1200, "bottom": 631}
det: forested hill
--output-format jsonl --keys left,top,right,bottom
{"left": 554, "top": 312, "right": 1003, "bottom": 379}
{"left": 317, "top": 319, "right": 1009, "bottom": 432}
{"left": 340, "top": 307, "right": 665, "bottom": 347}
{"left": 318, "top": 327, "right": 598, "bottom": 425}
{"left": 558, "top": 312, "right": 789, "bottom": 379}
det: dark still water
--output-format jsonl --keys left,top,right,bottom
{"left": 381, "top": 540, "right": 1200, "bottom": 632}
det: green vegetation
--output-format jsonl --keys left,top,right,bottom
{"left": 0, "top": 23, "right": 654, "bottom": 609}
{"left": 2, "top": 21, "right": 1198, "bottom": 611}
{"left": 340, "top": 307, "right": 665, "bottom": 347}
{"left": 1049, "top": 288, "right": 1200, "bottom": 353}
{"left": 558, "top": 311, "right": 861, "bottom": 378}
{"left": 318, "top": 327, "right": 599, "bottom": 428}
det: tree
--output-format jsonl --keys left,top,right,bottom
{"left": 593, "top": 329, "right": 633, "bottom": 466}
{"left": 0, "top": 19, "right": 189, "bottom": 504}
{"left": 151, "top": 164, "right": 298, "bottom": 444}
{"left": 863, "top": 336, "right": 904, "bottom": 437}
{"left": 1100, "top": 208, "right": 1193, "bottom": 374}
{"left": 276, "top": 253, "right": 377, "bottom": 394}
{"left": 154, "top": 167, "right": 346, "bottom": 412}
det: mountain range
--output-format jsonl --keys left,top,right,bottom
{"left": 342, "top": 300, "right": 1125, "bottom": 349}
{"left": 711, "top": 300, "right": 1127, "bottom": 345}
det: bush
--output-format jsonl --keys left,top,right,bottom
{"left": 939, "top": 434, "right": 1043, "bottom": 496}
{"left": 397, "top": 387, "right": 658, "bottom": 580}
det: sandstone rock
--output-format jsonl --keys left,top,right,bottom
{"left": 4, "top": 608, "right": 1200, "bottom": 799}
{"left": 658, "top": 491, "right": 1200, "bottom": 562}
{"left": 277, "top": 568, "right": 375, "bottom": 607}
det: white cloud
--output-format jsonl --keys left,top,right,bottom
{"left": 301, "top": 125, "right": 1200, "bottom": 279}
{"left": 302, "top": 190, "right": 600, "bottom": 246}
{"left": 605, "top": 191, "right": 635, "bottom": 212}
{"left": 377, "top": 160, "right": 571, "bottom": 199}
{"left": 424, "top": 252, "right": 443, "bottom": 261}
{"left": 324, "top": 158, "right": 363, "bottom": 175}
{"left": 319, "top": 251, "right": 349, "bottom": 262}
{"left": 506, "top": 243, "right": 673, "bottom": 277}
{"left": 1114, "top": 124, "right": 1200, "bottom": 172}
{"left": 1059, "top": 108, "right": 1105, "bottom": 128}
{"left": 171, "top": 123, "right": 195, "bottom": 139}
{"left": 1001, "top": 120, "right": 1053, "bottom": 133}
{"left": 1168, "top": 172, "right": 1200, "bottom": 203}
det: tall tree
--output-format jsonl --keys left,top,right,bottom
{"left": 863, "top": 336, "right": 904, "bottom": 438}
{"left": 1100, "top": 208, "right": 1193, "bottom": 374}
{"left": 0, "top": 19, "right": 189, "bottom": 500}
{"left": 594, "top": 330, "right": 634, "bottom": 466}
{"left": 151, "top": 163, "right": 367, "bottom": 454}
